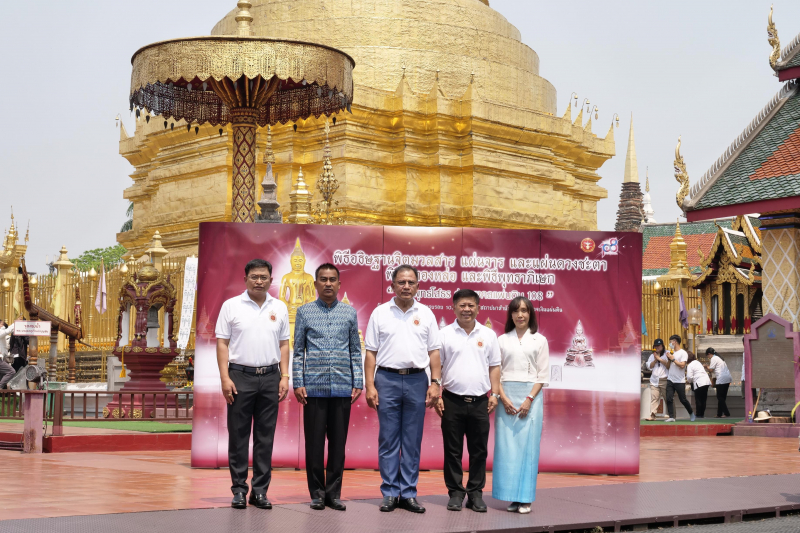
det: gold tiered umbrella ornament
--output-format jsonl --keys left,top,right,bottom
{"left": 128, "top": 1, "right": 355, "bottom": 223}
{"left": 311, "top": 120, "right": 345, "bottom": 225}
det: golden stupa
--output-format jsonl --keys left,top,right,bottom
{"left": 119, "top": 0, "right": 615, "bottom": 254}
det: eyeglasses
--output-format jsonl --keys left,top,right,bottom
{"left": 247, "top": 275, "right": 270, "bottom": 282}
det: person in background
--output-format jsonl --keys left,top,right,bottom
{"left": 493, "top": 296, "right": 549, "bottom": 515}
{"left": 645, "top": 339, "right": 669, "bottom": 420}
{"left": 665, "top": 334, "right": 694, "bottom": 422}
{"left": 705, "top": 347, "right": 732, "bottom": 418}
{"left": 0, "top": 318, "right": 20, "bottom": 389}
{"left": 435, "top": 289, "right": 500, "bottom": 513}
{"left": 293, "top": 263, "right": 363, "bottom": 512}
{"left": 686, "top": 352, "right": 711, "bottom": 418}
{"left": 10, "top": 333, "right": 29, "bottom": 372}
{"left": 741, "top": 338, "right": 747, "bottom": 399}
{"left": 0, "top": 318, "right": 17, "bottom": 363}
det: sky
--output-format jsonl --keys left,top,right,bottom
{"left": 1, "top": 0, "right": 798, "bottom": 274}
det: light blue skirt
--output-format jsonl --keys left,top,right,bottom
{"left": 492, "top": 381, "right": 544, "bottom": 504}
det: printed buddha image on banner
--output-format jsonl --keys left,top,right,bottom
{"left": 192, "top": 223, "right": 642, "bottom": 475}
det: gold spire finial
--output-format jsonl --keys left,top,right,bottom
{"left": 236, "top": 1, "right": 254, "bottom": 37}
{"left": 623, "top": 114, "right": 639, "bottom": 183}
{"left": 768, "top": 5, "right": 781, "bottom": 72}
{"left": 646, "top": 167, "right": 650, "bottom": 192}
{"left": 674, "top": 136, "right": 690, "bottom": 213}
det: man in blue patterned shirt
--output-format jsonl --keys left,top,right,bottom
{"left": 293, "top": 263, "right": 363, "bottom": 511}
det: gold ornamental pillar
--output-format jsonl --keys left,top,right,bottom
{"left": 230, "top": 108, "right": 259, "bottom": 222}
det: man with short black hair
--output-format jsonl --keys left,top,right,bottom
{"left": 216, "top": 259, "right": 290, "bottom": 510}
{"left": 293, "top": 262, "right": 363, "bottom": 511}
{"left": 645, "top": 339, "right": 669, "bottom": 420}
{"left": 436, "top": 289, "right": 500, "bottom": 513}
{"left": 364, "top": 264, "right": 442, "bottom": 514}
{"left": 664, "top": 334, "right": 694, "bottom": 422}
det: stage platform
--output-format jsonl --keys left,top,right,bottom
{"left": 1, "top": 436, "right": 799, "bottom": 527}
{"left": 2, "top": 473, "right": 800, "bottom": 533}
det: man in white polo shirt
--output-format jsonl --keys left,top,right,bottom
{"left": 664, "top": 334, "right": 694, "bottom": 422}
{"left": 364, "top": 264, "right": 442, "bottom": 514}
{"left": 435, "top": 289, "right": 500, "bottom": 513}
{"left": 216, "top": 259, "right": 290, "bottom": 510}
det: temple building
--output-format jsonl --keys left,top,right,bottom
{"left": 117, "top": 0, "right": 616, "bottom": 255}
{"left": 683, "top": 12, "right": 800, "bottom": 333}
{"left": 614, "top": 118, "right": 644, "bottom": 232}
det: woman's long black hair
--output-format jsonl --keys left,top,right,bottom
{"left": 504, "top": 296, "right": 538, "bottom": 334}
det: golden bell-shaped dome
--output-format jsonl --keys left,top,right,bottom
{"left": 211, "top": 0, "right": 556, "bottom": 114}
{"left": 137, "top": 264, "right": 160, "bottom": 282}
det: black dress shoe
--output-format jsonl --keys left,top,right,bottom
{"left": 231, "top": 493, "right": 247, "bottom": 509}
{"left": 466, "top": 495, "right": 487, "bottom": 513}
{"left": 400, "top": 497, "right": 426, "bottom": 513}
{"left": 446, "top": 495, "right": 463, "bottom": 511}
{"left": 325, "top": 498, "right": 347, "bottom": 511}
{"left": 248, "top": 493, "right": 272, "bottom": 509}
{"left": 379, "top": 496, "right": 399, "bottom": 512}
{"left": 310, "top": 498, "right": 325, "bottom": 510}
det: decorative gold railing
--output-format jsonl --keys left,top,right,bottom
{"left": 641, "top": 279, "right": 702, "bottom": 350}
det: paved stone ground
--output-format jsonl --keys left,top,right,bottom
{"left": 672, "top": 515, "right": 800, "bottom": 532}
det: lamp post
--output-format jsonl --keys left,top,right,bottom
{"left": 688, "top": 307, "right": 702, "bottom": 355}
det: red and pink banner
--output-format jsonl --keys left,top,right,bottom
{"left": 192, "top": 223, "right": 642, "bottom": 475}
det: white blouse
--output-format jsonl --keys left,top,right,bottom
{"left": 497, "top": 330, "right": 550, "bottom": 385}
{"left": 686, "top": 360, "right": 711, "bottom": 390}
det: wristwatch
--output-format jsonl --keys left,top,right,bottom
{"left": 526, "top": 395, "right": 535, "bottom": 402}
{"left": 491, "top": 392, "right": 501, "bottom": 399}
{"left": 431, "top": 378, "right": 442, "bottom": 386}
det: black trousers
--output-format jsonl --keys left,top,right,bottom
{"left": 666, "top": 380, "right": 693, "bottom": 418}
{"left": 694, "top": 385, "right": 709, "bottom": 417}
{"left": 440, "top": 391, "right": 490, "bottom": 498}
{"left": 303, "top": 396, "right": 352, "bottom": 500}
{"left": 227, "top": 368, "right": 280, "bottom": 496}
{"left": 716, "top": 383, "right": 731, "bottom": 417}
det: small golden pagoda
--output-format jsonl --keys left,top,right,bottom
{"left": 118, "top": 0, "right": 616, "bottom": 254}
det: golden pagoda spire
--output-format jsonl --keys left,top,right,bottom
{"left": 287, "top": 167, "right": 313, "bottom": 224}
{"left": 660, "top": 218, "right": 691, "bottom": 281}
{"left": 623, "top": 114, "right": 639, "bottom": 183}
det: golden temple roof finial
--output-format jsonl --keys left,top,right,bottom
{"left": 674, "top": 136, "right": 690, "bottom": 213}
{"left": 236, "top": 1, "right": 254, "bottom": 37}
{"left": 768, "top": 5, "right": 781, "bottom": 72}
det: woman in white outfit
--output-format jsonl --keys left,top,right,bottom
{"left": 685, "top": 352, "right": 711, "bottom": 418}
{"left": 492, "top": 296, "right": 549, "bottom": 515}
{"left": 704, "top": 348, "right": 732, "bottom": 418}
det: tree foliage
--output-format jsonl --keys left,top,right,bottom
{"left": 120, "top": 202, "right": 133, "bottom": 232}
{"left": 73, "top": 245, "right": 127, "bottom": 271}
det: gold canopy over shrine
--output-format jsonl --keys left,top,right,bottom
{"left": 128, "top": 0, "right": 354, "bottom": 224}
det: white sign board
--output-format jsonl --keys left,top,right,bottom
{"left": 14, "top": 320, "right": 51, "bottom": 336}
{"left": 177, "top": 257, "right": 199, "bottom": 352}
